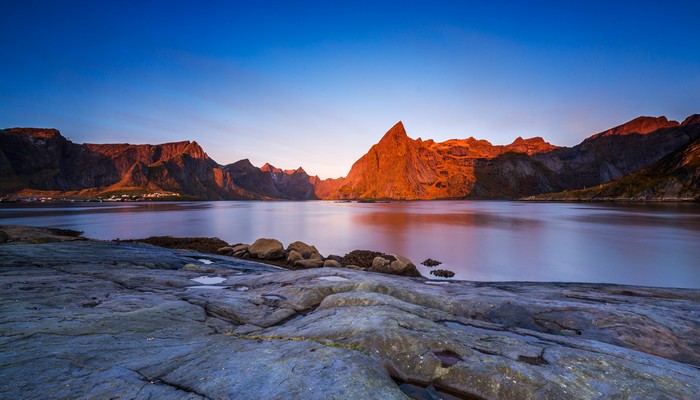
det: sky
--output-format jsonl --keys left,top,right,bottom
{"left": 2, "top": 1, "right": 699, "bottom": 179}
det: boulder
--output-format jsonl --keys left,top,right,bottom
{"left": 0, "top": 230, "right": 8, "bottom": 243}
{"left": 389, "top": 255, "right": 422, "bottom": 277}
{"left": 372, "top": 256, "right": 390, "bottom": 270}
{"left": 232, "top": 245, "right": 249, "bottom": 257}
{"left": 370, "top": 255, "right": 421, "bottom": 277}
{"left": 232, "top": 244, "right": 249, "bottom": 253}
{"left": 308, "top": 252, "right": 323, "bottom": 260}
{"left": 421, "top": 258, "right": 442, "bottom": 267}
{"left": 341, "top": 250, "right": 395, "bottom": 269}
{"left": 287, "top": 250, "right": 303, "bottom": 264}
{"left": 326, "top": 254, "right": 343, "bottom": 263}
{"left": 217, "top": 246, "right": 235, "bottom": 254}
{"left": 287, "top": 241, "right": 319, "bottom": 258}
{"left": 248, "top": 238, "right": 284, "bottom": 260}
{"left": 430, "top": 269, "right": 455, "bottom": 278}
{"left": 323, "top": 259, "right": 342, "bottom": 269}
{"left": 294, "top": 259, "right": 324, "bottom": 269}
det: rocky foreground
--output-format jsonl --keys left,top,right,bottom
{"left": 1, "top": 227, "right": 699, "bottom": 399}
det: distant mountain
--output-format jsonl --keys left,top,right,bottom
{"left": 0, "top": 128, "right": 323, "bottom": 200}
{"left": 326, "top": 115, "right": 700, "bottom": 200}
{"left": 0, "top": 128, "right": 246, "bottom": 199}
{"left": 2, "top": 114, "right": 699, "bottom": 201}
{"left": 222, "top": 160, "right": 317, "bottom": 199}
{"left": 531, "top": 116, "right": 700, "bottom": 190}
{"left": 530, "top": 135, "right": 700, "bottom": 201}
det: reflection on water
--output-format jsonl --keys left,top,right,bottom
{"left": 1, "top": 200, "right": 699, "bottom": 289}
{"left": 353, "top": 210, "right": 542, "bottom": 229}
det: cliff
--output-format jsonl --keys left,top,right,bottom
{"left": 0, "top": 128, "right": 255, "bottom": 199}
{"left": 325, "top": 115, "right": 700, "bottom": 199}
{"left": 2, "top": 114, "right": 699, "bottom": 201}
{"left": 532, "top": 135, "right": 700, "bottom": 201}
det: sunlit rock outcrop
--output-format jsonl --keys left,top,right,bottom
{"left": 2, "top": 113, "right": 699, "bottom": 200}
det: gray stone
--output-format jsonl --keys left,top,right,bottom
{"left": 248, "top": 238, "right": 284, "bottom": 260}
{"left": 0, "top": 230, "right": 698, "bottom": 399}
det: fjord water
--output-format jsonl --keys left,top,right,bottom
{"left": 1, "top": 201, "right": 698, "bottom": 289}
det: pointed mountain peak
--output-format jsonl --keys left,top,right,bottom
{"left": 378, "top": 121, "right": 410, "bottom": 144}
{"left": 387, "top": 121, "right": 406, "bottom": 135}
{"left": 261, "top": 163, "right": 283, "bottom": 173}
{"left": 183, "top": 140, "right": 207, "bottom": 159}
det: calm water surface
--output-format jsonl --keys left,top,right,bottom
{"left": 1, "top": 200, "right": 699, "bottom": 288}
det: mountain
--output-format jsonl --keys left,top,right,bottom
{"left": 531, "top": 136, "right": 700, "bottom": 201}
{"left": 0, "top": 128, "right": 253, "bottom": 199}
{"left": 327, "top": 115, "right": 700, "bottom": 200}
{"left": 330, "top": 121, "right": 565, "bottom": 199}
{"left": 2, "top": 114, "right": 699, "bottom": 201}
{"left": 222, "top": 160, "right": 317, "bottom": 199}
{"left": 531, "top": 116, "right": 700, "bottom": 190}
{"left": 0, "top": 128, "right": 321, "bottom": 200}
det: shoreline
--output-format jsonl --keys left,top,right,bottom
{"left": 2, "top": 223, "right": 698, "bottom": 289}
{"left": 1, "top": 225, "right": 698, "bottom": 398}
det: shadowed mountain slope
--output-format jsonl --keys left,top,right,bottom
{"left": 324, "top": 115, "right": 700, "bottom": 200}
{"left": 2, "top": 114, "right": 699, "bottom": 200}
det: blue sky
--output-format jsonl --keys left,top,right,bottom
{"left": 2, "top": 1, "right": 699, "bottom": 178}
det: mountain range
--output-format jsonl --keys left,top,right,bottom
{"left": 1, "top": 114, "right": 699, "bottom": 201}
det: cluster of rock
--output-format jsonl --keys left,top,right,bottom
{"left": 2, "top": 227, "right": 699, "bottom": 399}
{"left": 218, "top": 238, "right": 422, "bottom": 278}
{"left": 429, "top": 269, "right": 456, "bottom": 278}
{"left": 421, "top": 258, "right": 442, "bottom": 267}
{"left": 420, "top": 258, "right": 457, "bottom": 278}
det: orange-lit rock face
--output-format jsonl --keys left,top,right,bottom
{"left": 2, "top": 114, "right": 699, "bottom": 200}
{"left": 330, "top": 121, "right": 560, "bottom": 199}
{"left": 591, "top": 116, "right": 680, "bottom": 139}
{"left": 322, "top": 115, "right": 700, "bottom": 200}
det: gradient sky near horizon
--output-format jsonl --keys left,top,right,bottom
{"left": 2, "top": 1, "right": 699, "bottom": 178}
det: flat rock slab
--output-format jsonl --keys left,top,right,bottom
{"left": 1, "top": 239, "right": 699, "bottom": 399}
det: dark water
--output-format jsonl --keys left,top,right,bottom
{"left": 1, "top": 200, "right": 699, "bottom": 288}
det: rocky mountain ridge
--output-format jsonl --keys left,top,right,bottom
{"left": 531, "top": 135, "right": 700, "bottom": 201}
{"left": 0, "top": 128, "right": 317, "bottom": 200}
{"left": 1, "top": 114, "right": 699, "bottom": 200}
{"left": 327, "top": 115, "right": 700, "bottom": 199}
